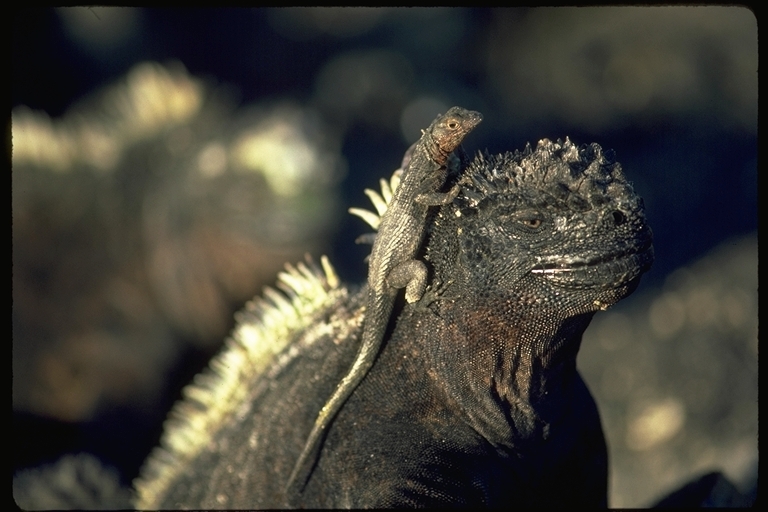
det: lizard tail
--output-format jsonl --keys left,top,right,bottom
{"left": 286, "top": 347, "right": 376, "bottom": 493}
{"left": 286, "top": 302, "right": 390, "bottom": 493}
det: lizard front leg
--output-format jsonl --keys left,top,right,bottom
{"left": 414, "top": 184, "right": 461, "bottom": 206}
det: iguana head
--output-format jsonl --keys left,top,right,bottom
{"left": 435, "top": 137, "right": 653, "bottom": 313}
{"left": 424, "top": 106, "right": 483, "bottom": 162}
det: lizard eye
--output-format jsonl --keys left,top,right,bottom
{"left": 447, "top": 121, "right": 459, "bottom": 130}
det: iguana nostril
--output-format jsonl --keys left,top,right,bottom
{"left": 612, "top": 210, "right": 626, "bottom": 226}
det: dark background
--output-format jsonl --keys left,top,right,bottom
{"left": 12, "top": 8, "right": 758, "bottom": 282}
{"left": 12, "top": 7, "right": 756, "bottom": 507}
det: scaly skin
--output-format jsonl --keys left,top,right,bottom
{"left": 135, "top": 138, "right": 653, "bottom": 508}
{"left": 287, "top": 106, "right": 483, "bottom": 491}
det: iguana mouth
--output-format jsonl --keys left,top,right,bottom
{"left": 531, "top": 238, "right": 654, "bottom": 290}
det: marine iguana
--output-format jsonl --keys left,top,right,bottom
{"left": 288, "top": 106, "right": 483, "bottom": 490}
{"left": 133, "top": 137, "right": 653, "bottom": 508}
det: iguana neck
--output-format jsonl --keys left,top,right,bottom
{"left": 423, "top": 293, "right": 594, "bottom": 449}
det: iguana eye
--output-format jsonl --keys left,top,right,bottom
{"left": 521, "top": 218, "right": 542, "bottom": 229}
{"left": 497, "top": 210, "right": 547, "bottom": 234}
{"left": 447, "top": 121, "right": 459, "bottom": 130}
{"left": 514, "top": 212, "right": 545, "bottom": 232}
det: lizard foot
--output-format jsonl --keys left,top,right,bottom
{"left": 413, "top": 279, "right": 456, "bottom": 312}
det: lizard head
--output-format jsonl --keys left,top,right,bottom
{"left": 426, "top": 106, "right": 484, "bottom": 158}
{"left": 433, "top": 138, "right": 653, "bottom": 315}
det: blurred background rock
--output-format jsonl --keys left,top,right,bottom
{"left": 12, "top": 7, "right": 756, "bottom": 508}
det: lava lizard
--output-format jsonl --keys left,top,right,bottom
{"left": 287, "top": 106, "right": 483, "bottom": 491}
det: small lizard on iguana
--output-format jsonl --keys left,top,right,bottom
{"left": 288, "top": 106, "right": 482, "bottom": 490}
{"left": 134, "top": 137, "right": 653, "bottom": 508}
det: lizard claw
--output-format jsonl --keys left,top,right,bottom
{"left": 414, "top": 279, "right": 455, "bottom": 312}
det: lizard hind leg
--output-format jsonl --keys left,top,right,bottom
{"left": 413, "top": 278, "right": 456, "bottom": 315}
{"left": 387, "top": 259, "right": 428, "bottom": 304}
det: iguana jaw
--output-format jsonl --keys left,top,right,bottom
{"left": 530, "top": 237, "right": 653, "bottom": 290}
